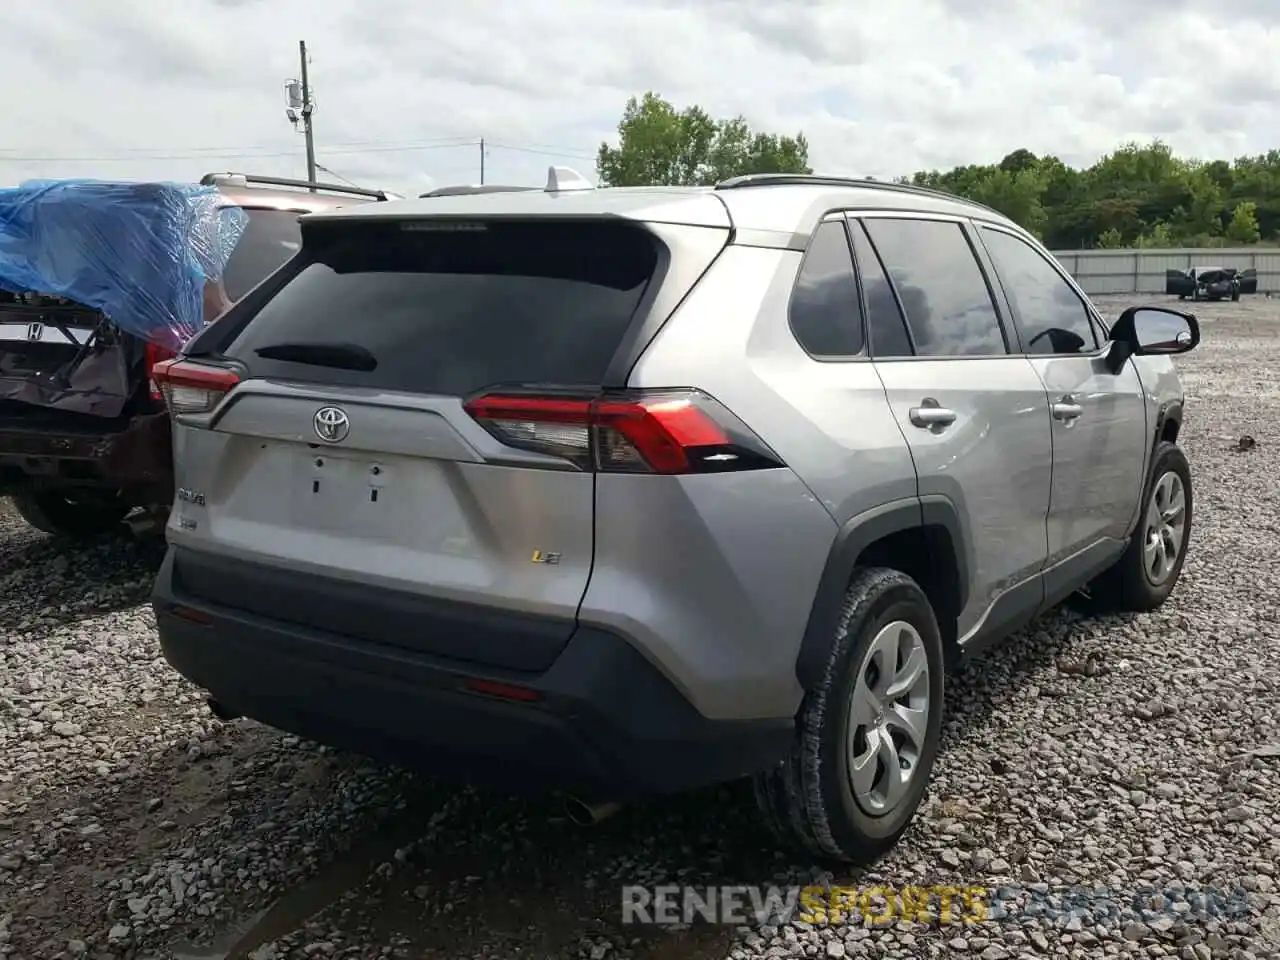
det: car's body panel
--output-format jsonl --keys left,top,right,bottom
{"left": 579, "top": 469, "right": 837, "bottom": 721}
{"left": 166, "top": 381, "right": 598, "bottom": 643}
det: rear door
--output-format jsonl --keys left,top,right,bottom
{"left": 168, "top": 215, "right": 723, "bottom": 655}
{"left": 853, "top": 215, "right": 1054, "bottom": 642}
{"left": 1239, "top": 268, "right": 1259, "bottom": 295}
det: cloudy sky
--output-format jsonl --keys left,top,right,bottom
{"left": 2, "top": 0, "right": 1277, "bottom": 197}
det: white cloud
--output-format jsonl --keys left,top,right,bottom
{"left": 1, "top": 0, "right": 1277, "bottom": 196}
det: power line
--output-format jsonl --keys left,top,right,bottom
{"left": 0, "top": 138, "right": 595, "bottom": 165}
{"left": 0, "top": 135, "right": 478, "bottom": 158}
{"left": 313, "top": 162, "right": 361, "bottom": 187}
{"left": 485, "top": 141, "right": 597, "bottom": 161}
{"left": 0, "top": 141, "right": 479, "bottom": 163}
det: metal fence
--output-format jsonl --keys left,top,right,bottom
{"left": 1049, "top": 247, "right": 1280, "bottom": 296}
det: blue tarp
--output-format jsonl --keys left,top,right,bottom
{"left": 0, "top": 179, "right": 248, "bottom": 350}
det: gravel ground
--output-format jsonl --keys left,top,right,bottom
{"left": 1, "top": 294, "right": 1278, "bottom": 960}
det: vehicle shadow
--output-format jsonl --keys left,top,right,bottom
{"left": 0, "top": 524, "right": 165, "bottom": 627}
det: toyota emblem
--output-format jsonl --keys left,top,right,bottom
{"left": 313, "top": 406, "right": 350, "bottom": 443}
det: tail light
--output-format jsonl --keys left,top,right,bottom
{"left": 463, "top": 389, "right": 784, "bottom": 475}
{"left": 150, "top": 358, "right": 241, "bottom": 415}
{"left": 144, "top": 342, "right": 178, "bottom": 402}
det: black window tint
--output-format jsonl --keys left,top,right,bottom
{"left": 850, "top": 220, "right": 913, "bottom": 358}
{"left": 226, "top": 219, "right": 657, "bottom": 396}
{"left": 862, "top": 219, "right": 1007, "bottom": 357}
{"left": 980, "top": 228, "right": 1098, "bottom": 355}
{"left": 788, "top": 220, "right": 864, "bottom": 357}
{"left": 222, "top": 209, "right": 305, "bottom": 302}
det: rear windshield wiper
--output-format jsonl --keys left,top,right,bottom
{"left": 253, "top": 341, "right": 377, "bottom": 371}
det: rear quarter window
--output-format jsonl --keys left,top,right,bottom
{"left": 224, "top": 219, "right": 660, "bottom": 396}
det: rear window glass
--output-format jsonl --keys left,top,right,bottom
{"left": 226, "top": 219, "right": 659, "bottom": 396}
{"left": 221, "top": 209, "right": 305, "bottom": 302}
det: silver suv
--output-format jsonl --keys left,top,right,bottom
{"left": 150, "top": 169, "right": 1200, "bottom": 864}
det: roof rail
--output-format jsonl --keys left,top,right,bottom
{"left": 420, "top": 184, "right": 537, "bottom": 198}
{"left": 713, "top": 173, "right": 1000, "bottom": 215}
{"left": 199, "top": 172, "right": 396, "bottom": 201}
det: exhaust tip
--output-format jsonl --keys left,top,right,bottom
{"left": 206, "top": 697, "right": 240, "bottom": 722}
{"left": 564, "top": 797, "right": 622, "bottom": 825}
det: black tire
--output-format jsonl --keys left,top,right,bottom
{"left": 10, "top": 490, "right": 130, "bottom": 539}
{"left": 753, "top": 567, "right": 945, "bottom": 864}
{"left": 1086, "top": 442, "right": 1192, "bottom": 612}
{"left": 1231, "top": 289, "right": 1240, "bottom": 302}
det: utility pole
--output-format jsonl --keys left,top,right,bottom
{"left": 479, "top": 138, "right": 485, "bottom": 185}
{"left": 299, "top": 41, "right": 317, "bottom": 190}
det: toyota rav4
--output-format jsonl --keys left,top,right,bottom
{"left": 150, "top": 169, "right": 1199, "bottom": 863}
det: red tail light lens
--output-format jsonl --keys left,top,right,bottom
{"left": 463, "top": 389, "right": 783, "bottom": 475}
{"left": 150, "top": 358, "right": 241, "bottom": 415}
{"left": 144, "top": 342, "right": 178, "bottom": 402}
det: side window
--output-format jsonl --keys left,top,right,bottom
{"left": 849, "top": 220, "right": 913, "bottom": 358}
{"left": 788, "top": 220, "right": 865, "bottom": 358}
{"left": 980, "top": 227, "right": 1098, "bottom": 355}
{"left": 861, "top": 219, "right": 1008, "bottom": 357}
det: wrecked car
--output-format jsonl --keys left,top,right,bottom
{"left": 1165, "top": 265, "right": 1259, "bottom": 302}
{"left": 0, "top": 174, "right": 387, "bottom": 539}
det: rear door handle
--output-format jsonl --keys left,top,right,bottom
{"left": 909, "top": 401, "right": 957, "bottom": 429}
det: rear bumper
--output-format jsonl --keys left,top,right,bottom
{"left": 0, "top": 409, "right": 172, "bottom": 500}
{"left": 152, "top": 546, "right": 792, "bottom": 800}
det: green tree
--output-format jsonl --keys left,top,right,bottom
{"left": 1097, "top": 228, "right": 1124, "bottom": 249}
{"left": 967, "top": 168, "right": 1048, "bottom": 238}
{"left": 905, "top": 140, "right": 1280, "bottom": 248}
{"left": 1225, "top": 201, "right": 1262, "bottom": 244}
{"left": 597, "top": 92, "right": 810, "bottom": 187}
{"left": 1134, "top": 222, "right": 1175, "bottom": 248}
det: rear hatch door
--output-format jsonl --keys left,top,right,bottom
{"left": 0, "top": 293, "right": 137, "bottom": 416}
{"left": 170, "top": 212, "right": 728, "bottom": 669}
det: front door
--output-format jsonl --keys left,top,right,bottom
{"left": 975, "top": 225, "right": 1148, "bottom": 571}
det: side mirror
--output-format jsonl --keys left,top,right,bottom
{"left": 1104, "top": 306, "right": 1200, "bottom": 374}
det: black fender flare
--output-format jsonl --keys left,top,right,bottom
{"left": 1153, "top": 399, "right": 1183, "bottom": 451}
{"left": 794, "top": 495, "right": 970, "bottom": 691}
{"left": 1125, "top": 399, "right": 1184, "bottom": 538}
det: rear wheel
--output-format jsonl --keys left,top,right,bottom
{"left": 754, "top": 567, "right": 945, "bottom": 864}
{"left": 10, "top": 490, "right": 130, "bottom": 539}
{"left": 1085, "top": 442, "right": 1192, "bottom": 612}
